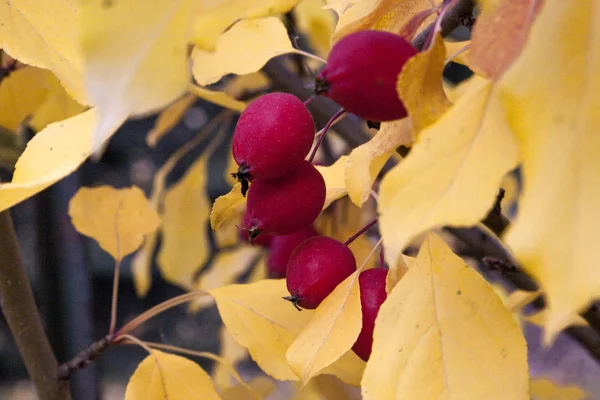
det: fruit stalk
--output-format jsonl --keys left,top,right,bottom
{"left": 344, "top": 218, "right": 378, "bottom": 246}
{"left": 308, "top": 109, "right": 347, "bottom": 163}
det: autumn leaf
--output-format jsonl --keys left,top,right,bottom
{"left": 68, "top": 186, "right": 160, "bottom": 261}
{"left": 505, "top": 289, "right": 542, "bottom": 313}
{"left": 192, "top": 17, "right": 312, "bottom": 86}
{"left": 295, "top": 0, "right": 337, "bottom": 57}
{"left": 469, "top": 0, "right": 543, "bottom": 80}
{"left": 397, "top": 31, "right": 451, "bottom": 132}
{"left": 221, "top": 376, "right": 275, "bottom": 400}
{"left": 0, "top": 0, "right": 87, "bottom": 103}
{"left": 385, "top": 254, "right": 415, "bottom": 293}
{"left": 125, "top": 350, "right": 220, "bottom": 400}
{"left": 316, "top": 156, "right": 349, "bottom": 209}
{"left": 361, "top": 233, "right": 528, "bottom": 400}
{"left": 158, "top": 124, "right": 228, "bottom": 289}
{"left": 210, "top": 183, "right": 247, "bottom": 231}
{"left": 530, "top": 378, "right": 587, "bottom": 400}
{"left": 287, "top": 270, "right": 362, "bottom": 383}
{"left": 188, "top": 85, "right": 247, "bottom": 113}
{"left": 192, "top": 0, "right": 301, "bottom": 50}
{"left": 213, "top": 327, "right": 249, "bottom": 390}
{"left": 79, "top": 0, "right": 196, "bottom": 146}
{"left": 146, "top": 93, "right": 197, "bottom": 147}
{"left": 346, "top": 119, "right": 411, "bottom": 207}
{"left": 291, "top": 374, "right": 362, "bottom": 399}
{"left": 321, "top": 350, "right": 366, "bottom": 387}
{"left": 379, "top": 76, "right": 519, "bottom": 269}
{"left": 211, "top": 279, "right": 314, "bottom": 381}
{"left": 500, "top": 0, "right": 600, "bottom": 341}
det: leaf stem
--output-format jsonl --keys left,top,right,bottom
{"left": 115, "top": 291, "right": 209, "bottom": 337}
{"left": 293, "top": 49, "right": 327, "bottom": 64}
{"left": 344, "top": 218, "right": 378, "bottom": 246}
{"left": 108, "top": 258, "right": 121, "bottom": 335}
{"left": 308, "top": 109, "right": 347, "bottom": 163}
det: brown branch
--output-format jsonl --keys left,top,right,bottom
{"left": 57, "top": 334, "right": 114, "bottom": 380}
{"left": 0, "top": 211, "right": 71, "bottom": 400}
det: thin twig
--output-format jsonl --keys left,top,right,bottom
{"left": 0, "top": 211, "right": 71, "bottom": 400}
{"left": 57, "top": 334, "right": 114, "bottom": 381}
{"left": 344, "top": 218, "right": 378, "bottom": 246}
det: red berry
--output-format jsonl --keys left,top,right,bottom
{"left": 239, "top": 228, "right": 272, "bottom": 247}
{"left": 243, "top": 160, "right": 325, "bottom": 239}
{"left": 315, "top": 30, "right": 417, "bottom": 122}
{"left": 267, "top": 226, "right": 318, "bottom": 278}
{"left": 232, "top": 93, "right": 315, "bottom": 189}
{"left": 284, "top": 236, "right": 356, "bottom": 310}
{"left": 352, "top": 268, "right": 388, "bottom": 361}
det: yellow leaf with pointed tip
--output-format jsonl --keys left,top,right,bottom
{"left": 224, "top": 72, "right": 270, "bottom": 100}
{"left": 530, "top": 378, "right": 587, "bottom": 400}
{"left": 0, "top": 67, "right": 85, "bottom": 132}
{"left": 221, "top": 376, "right": 275, "bottom": 400}
{"left": 0, "top": 0, "right": 87, "bottom": 104}
{"left": 346, "top": 119, "right": 411, "bottom": 206}
{"left": 379, "top": 76, "right": 519, "bottom": 269}
{"left": 0, "top": 109, "right": 121, "bottom": 213}
{"left": 210, "top": 184, "right": 247, "bottom": 231}
{"left": 506, "top": 289, "right": 542, "bottom": 313}
{"left": 124, "top": 350, "right": 220, "bottom": 400}
{"left": 525, "top": 310, "right": 588, "bottom": 331}
{"left": 192, "top": 0, "right": 300, "bottom": 50}
{"left": 146, "top": 94, "right": 197, "bottom": 148}
{"left": 321, "top": 350, "right": 366, "bottom": 387}
{"left": 397, "top": 32, "right": 451, "bottom": 132}
{"left": 211, "top": 280, "right": 314, "bottom": 381}
{"left": 191, "top": 246, "right": 261, "bottom": 312}
{"left": 362, "top": 233, "right": 528, "bottom": 400}
{"left": 214, "top": 327, "right": 249, "bottom": 390}
{"left": 295, "top": 0, "right": 336, "bottom": 57}
{"left": 332, "top": 0, "right": 435, "bottom": 42}
{"left": 158, "top": 127, "right": 228, "bottom": 289}
{"left": 316, "top": 156, "right": 349, "bottom": 209}
{"left": 69, "top": 186, "right": 160, "bottom": 261}
{"left": 324, "top": 0, "right": 359, "bottom": 16}
{"left": 192, "top": 17, "right": 305, "bottom": 86}
{"left": 385, "top": 254, "right": 415, "bottom": 293}
{"left": 80, "top": 0, "right": 196, "bottom": 146}
{"left": 287, "top": 270, "right": 362, "bottom": 383}
{"left": 189, "top": 85, "right": 247, "bottom": 113}
{"left": 500, "top": 0, "right": 600, "bottom": 341}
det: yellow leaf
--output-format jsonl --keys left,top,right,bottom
{"left": 192, "top": 0, "right": 300, "bottom": 50}
{"left": 525, "top": 310, "right": 588, "bottom": 330}
{"left": 214, "top": 327, "right": 249, "bottom": 389}
{"left": 362, "top": 233, "right": 529, "bottom": 400}
{"left": 68, "top": 186, "right": 160, "bottom": 261}
{"left": 211, "top": 280, "right": 314, "bottom": 381}
{"left": 146, "top": 93, "right": 197, "bottom": 148}
{"left": 332, "top": 0, "right": 435, "bottom": 42}
{"left": 292, "top": 374, "right": 362, "bottom": 399}
{"left": 506, "top": 289, "right": 542, "bottom": 313}
{"left": 379, "top": 76, "right": 519, "bottom": 269}
{"left": 124, "top": 350, "right": 220, "bottom": 400}
{"left": 295, "top": 0, "right": 336, "bottom": 57}
{"left": 444, "top": 40, "right": 471, "bottom": 67}
{"left": 210, "top": 184, "right": 247, "bottom": 231}
{"left": 0, "top": 109, "right": 120, "bottom": 212}
{"left": 397, "top": 32, "right": 451, "bottom": 132}
{"left": 221, "top": 376, "right": 275, "bottom": 400}
{"left": 132, "top": 114, "right": 223, "bottom": 296}
{"left": 321, "top": 350, "right": 366, "bottom": 387}
{"left": 192, "top": 17, "right": 307, "bottom": 86}
{"left": 158, "top": 126, "right": 228, "bottom": 289}
{"left": 385, "top": 254, "right": 415, "bottom": 293}
{"left": 224, "top": 72, "right": 270, "bottom": 100}
{"left": 316, "top": 156, "right": 349, "bottom": 209}
{"left": 0, "top": 0, "right": 87, "bottom": 103}
{"left": 287, "top": 270, "right": 362, "bottom": 383}
{"left": 469, "top": 0, "right": 542, "bottom": 80}
{"left": 0, "top": 67, "right": 85, "bottom": 132}
{"left": 192, "top": 246, "right": 261, "bottom": 311}
{"left": 346, "top": 119, "right": 412, "bottom": 206}
{"left": 189, "top": 85, "right": 247, "bottom": 113}
{"left": 500, "top": 0, "right": 600, "bottom": 341}
{"left": 530, "top": 378, "right": 587, "bottom": 400}
{"left": 80, "top": 0, "right": 196, "bottom": 145}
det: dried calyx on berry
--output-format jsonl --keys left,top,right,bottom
{"left": 231, "top": 92, "right": 315, "bottom": 196}
{"left": 315, "top": 30, "right": 418, "bottom": 122}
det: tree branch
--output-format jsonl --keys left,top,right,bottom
{"left": 0, "top": 211, "right": 71, "bottom": 400}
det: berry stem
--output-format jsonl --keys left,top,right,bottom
{"left": 304, "top": 96, "right": 315, "bottom": 106}
{"left": 344, "top": 218, "right": 378, "bottom": 246}
{"left": 379, "top": 245, "right": 385, "bottom": 268}
{"left": 308, "top": 109, "right": 347, "bottom": 163}
{"left": 293, "top": 49, "right": 327, "bottom": 65}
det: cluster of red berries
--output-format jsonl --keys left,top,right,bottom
{"left": 231, "top": 30, "right": 417, "bottom": 361}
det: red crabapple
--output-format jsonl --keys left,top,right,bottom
{"left": 352, "top": 268, "right": 388, "bottom": 361}
{"left": 315, "top": 30, "right": 417, "bottom": 122}
{"left": 267, "top": 226, "right": 318, "bottom": 278}
{"left": 242, "top": 160, "right": 325, "bottom": 240}
{"left": 284, "top": 236, "right": 356, "bottom": 310}
{"left": 232, "top": 93, "right": 315, "bottom": 194}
